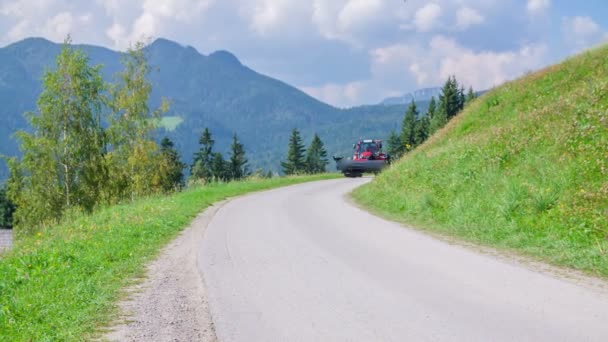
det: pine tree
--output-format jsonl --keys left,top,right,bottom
{"left": 227, "top": 133, "right": 249, "bottom": 180}
{"left": 400, "top": 100, "right": 418, "bottom": 152}
{"left": 438, "top": 76, "right": 462, "bottom": 120}
{"left": 414, "top": 115, "right": 430, "bottom": 146}
{"left": 458, "top": 86, "right": 466, "bottom": 111}
{"left": 429, "top": 103, "right": 448, "bottom": 134}
{"left": 211, "top": 152, "right": 227, "bottom": 181}
{"left": 305, "top": 134, "right": 328, "bottom": 174}
{"left": 281, "top": 129, "right": 306, "bottom": 175}
{"left": 386, "top": 130, "right": 403, "bottom": 159}
{"left": 427, "top": 96, "right": 437, "bottom": 120}
{"left": 159, "top": 137, "right": 185, "bottom": 191}
{"left": 191, "top": 128, "right": 214, "bottom": 183}
{"left": 8, "top": 38, "right": 107, "bottom": 229}
{"left": 0, "top": 185, "right": 15, "bottom": 229}
{"left": 465, "top": 86, "right": 477, "bottom": 104}
{"left": 430, "top": 76, "right": 463, "bottom": 134}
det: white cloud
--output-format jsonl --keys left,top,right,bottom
{"left": 430, "top": 36, "right": 547, "bottom": 89}
{"left": 337, "top": 0, "right": 385, "bottom": 32}
{"left": 302, "top": 81, "right": 369, "bottom": 108}
{"left": 96, "top": 0, "right": 215, "bottom": 48}
{"left": 527, "top": 0, "right": 550, "bottom": 15}
{"left": 311, "top": 0, "right": 392, "bottom": 46}
{"left": 564, "top": 16, "right": 600, "bottom": 37}
{"left": 562, "top": 16, "right": 605, "bottom": 51}
{"left": 368, "top": 37, "right": 547, "bottom": 95}
{"left": 44, "top": 12, "right": 74, "bottom": 41}
{"left": 456, "top": 7, "right": 484, "bottom": 30}
{"left": 414, "top": 3, "right": 442, "bottom": 32}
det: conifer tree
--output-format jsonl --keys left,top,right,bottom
{"left": 386, "top": 130, "right": 403, "bottom": 159}
{"left": 427, "top": 96, "right": 437, "bottom": 120}
{"left": 414, "top": 115, "right": 430, "bottom": 146}
{"left": 400, "top": 100, "right": 418, "bottom": 152}
{"left": 458, "top": 85, "right": 466, "bottom": 111}
{"left": 191, "top": 128, "right": 214, "bottom": 183}
{"left": 465, "top": 86, "right": 477, "bottom": 104}
{"left": 159, "top": 137, "right": 185, "bottom": 191}
{"left": 0, "top": 185, "right": 15, "bottom": 229}
{"left": 305, "top": 134, "right": 328, "bottom": 174}
{"left": 228, "top": 133, "right": 249, "bottom": 180}
{"left": 281, "top": 129, "right": 306, "bottom": 175}
{"left": 211, "top": 152, "right": 227, "bottom": 181}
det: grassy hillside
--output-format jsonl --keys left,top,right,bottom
{"left": 353, "top": 45, "right": 608, "bottom": 276}
{"left": 0, "top": 174, "right": 337, "bottom": 341}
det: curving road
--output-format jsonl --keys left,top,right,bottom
{"left": 200, "top": 178, "right": 608, "bottom": 342}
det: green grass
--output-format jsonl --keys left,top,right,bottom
{"left": 353, "top": 45, "right": 608, "bottom": 276}
{"left": 0, "top": 174, "right": 338, "bottom": 341}
{"left": 158, "top": 116, "right": 184, "bottom": 131}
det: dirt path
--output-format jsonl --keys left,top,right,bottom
{"left": 104, "top": 203, "right": 223, "bottom": 342}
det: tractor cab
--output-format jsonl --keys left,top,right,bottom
{"left": 353, "top": 139, "right": 388, "bottom": 161}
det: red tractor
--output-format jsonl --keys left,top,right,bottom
{"left": 333, "top": 139, "right": 391, "bottom": 177}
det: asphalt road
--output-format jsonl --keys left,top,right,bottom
{"left": 200, "top": 178, "right": 608, "bottom": 342}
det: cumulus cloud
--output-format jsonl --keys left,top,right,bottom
{"left": 430, "top": 36, "right": 547, "bottom": 89}
{"left": 562, "top": 16, "right": 605, "bottom": 51}
{"left": 527, "top": 0, "right": 550, "bottom": 15}
{"left": 302, "top": 81, "right": 369, "bottom": 109}
{"left": 455, "top": 7, "right": 484, "bottom": 30}
{"left": 414, "top": 3, "right": 442, "bottom": 32}
{"left": 0, "top": 0, "right": 605, "bottom": 107}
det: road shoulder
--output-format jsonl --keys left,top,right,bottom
{"left": 103, "top": 203, "right": 225, "bottom": 342}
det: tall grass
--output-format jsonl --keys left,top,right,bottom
{"left": 353, "top": 45, "right": 608, "bottom": 276}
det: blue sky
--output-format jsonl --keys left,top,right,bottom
{"left": 0, "top": 0, "right": 606, "bottom": 107}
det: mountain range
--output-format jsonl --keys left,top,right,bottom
{"left": 0, "top": 37, "right": 429, "bottom": 179}
{"left": 381, "top": 87, "right": 442, "bottom": 106}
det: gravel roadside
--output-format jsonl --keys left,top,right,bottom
{"left": 103, "top": 203, "right": 224, "bottom": 342}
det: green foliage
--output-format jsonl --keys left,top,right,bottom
{"left": 105, "top": 42, "right": 169, "bottom": 202}
{"left": 0, "top": 174, "right": 339, "bottom": 341}
{"left": 386, "top": 130, "right": 403, "bottom": 159}
{"left": 8, "top": 38, "right": 107, "bottom": 232}
{"left": 0, "top": 185, "right": 15, "bottom": 229}
{"left": 6, "top": 39, "right": 177, "bottom": 233}
{"left": 400, "top": 100, "right": 418, "bottom": 152}
{"left": 465, "top": 86, "right": 477, "bottom": 104}
{"left": 439, "top": 76, "right": 463, "bottom": 120}
{"left": 227, "top": 133, "right": 249, "bottom": 181}
{"left": 211, "top": 152, "right": 228, "bottom": 181}
{"left": 305, "top": 134, "right": 329, "bottom": 174}
{"left": 427, "top": 96, "right": 436, "bottom": 119}
{"left": 429, "top": 77, "right": 466, "bottom": 134}
{"left": 191, "top": 128, "right": 215, "bottom": 183}
{"left": 159, "top": 137, "right": 185, "bottom": 192}
{"left": 354, "top": 45, "right": 608, "bottom": 277}
{"left": 414, "top": 115, "right": 430, "bottom": 146}
{"left": 281, "top": 129, "right": 306, "bottom": 175}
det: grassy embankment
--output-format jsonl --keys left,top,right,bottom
{"left": 0, "top": 174, "right": 338, "bottom": 341}
{"left": 353, "top": 45, "right": 608, "bottom": 276}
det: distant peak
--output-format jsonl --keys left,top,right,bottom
{"left": 209, "top": 50, "right": 241, "bottom": 66}
{"left": 5, "top": 37, "right": 55, "bottom": 49}
{"left": 149, "top": 38, "right": 184, "bottom": 50}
